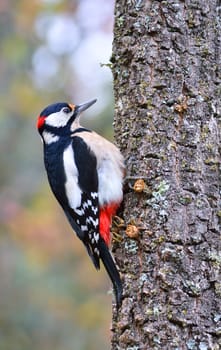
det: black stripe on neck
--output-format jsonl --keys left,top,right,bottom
{"left": 72, "top": 127, "right": 92, "bottom": 134}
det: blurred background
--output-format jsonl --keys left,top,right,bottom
{"left": 0, "top": 0, "right": 115, "bottom": 349}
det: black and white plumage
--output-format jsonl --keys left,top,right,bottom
{"left": 37, "top": 99, "right": 124, "bottom": 307}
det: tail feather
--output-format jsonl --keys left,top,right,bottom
{"left": 64, "top": 208, "right": 122, "bottom": 307}
{"left": 98, "top": 238, "right": 123, "bottom": 309}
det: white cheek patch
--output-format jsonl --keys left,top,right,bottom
{"left": 42, "top": 131, "right": 60, "bottom": 144}
{"left": 45, "top": 110, "right": 72, "bottom": 128}
{"left": 63, "top": 144, "right": 82, "bottom": 209}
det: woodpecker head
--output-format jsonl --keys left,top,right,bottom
{"left": 37, "top": 99, "right": 97, "bottom": 143}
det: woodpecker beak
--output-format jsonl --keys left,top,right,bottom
{"left": 75, "top": 99, "right": 97, "bottom": 114}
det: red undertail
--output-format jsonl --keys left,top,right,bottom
{"left": 99, "top": 203, "right": 119, "bottom": 246}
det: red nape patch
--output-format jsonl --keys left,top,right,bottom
{"left": 99, "top": 203, "right": 119, "bottom": 246}
{"left": 37, "top": 116, "right": 46, "bottom": 129}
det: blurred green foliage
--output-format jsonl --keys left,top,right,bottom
{"left": 0, "top": 0, "right": 115, "bottom": 349}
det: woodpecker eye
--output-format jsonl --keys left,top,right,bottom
{"left": 62, "top": 107, "right": 71, "bottom": 114}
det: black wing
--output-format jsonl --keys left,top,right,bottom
{"left": 64, "top": 135, "right": 101, "bottom": 268}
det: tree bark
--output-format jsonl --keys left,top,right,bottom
{"left": 111, "top": 0, "right": 221, "bottom": 349}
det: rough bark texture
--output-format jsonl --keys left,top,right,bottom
{"left": 111, "top": 1, "right": 221, "bottom": 349}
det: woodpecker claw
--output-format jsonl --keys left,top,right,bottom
{"left": 112, "top": 215, "right": 125, "bottom": 228}
{"left": 111, "top": 216, "right": 125, "bottom": 243}
{"left": 112, "top": 231, "right": 123, "bottom": 243}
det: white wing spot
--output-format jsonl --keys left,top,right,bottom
{"left": 91, "top": 206, "right": 98, "bottom": 214}
{"left": 81, "top": 225, "right": 88, "bottom": 232}
{"left": 86, "top": 217, "right": 98, "bottom": 227}
{"left": 83, "top": 202, "right": 89, "bottom": 209}
{"left": 87, "top": 200, "right": 92, "bottom": 206}
{"left": 94, "top": 248, "right": 100, "bottom": 256}
{"left": 75, "top": 208, "right": 85, "bottom": 216}
{"left": 91, "top": 217, "right": 98, "bottom": 227}
{"left": 94, "top": 232, "right": 99, "bottom": 243}
{"left": 91, "top": 192, "right": 98, "bottom": 199}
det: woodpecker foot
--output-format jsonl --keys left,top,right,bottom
{"left": 112, "top": 231, "right": 123, "bottom": 243}
{"left": 111, "top": 216, "right": 125, "bottom": 243}
{"left": 113, "top": 216, "right": 125, "bottom": 228}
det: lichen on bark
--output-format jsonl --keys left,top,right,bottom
{"left": 111, "top": 1, "right": 221, "bottom": 349}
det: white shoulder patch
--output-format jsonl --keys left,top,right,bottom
{"left": 63, "top": 144, "right": 82, "bottom": 209}
{"left": 42, "top": 131, "right": 60, "bottom": 144}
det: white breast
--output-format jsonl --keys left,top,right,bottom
{"left": 97, "top": 155, "right": 123, "bottom": 206}
{"left": 73, "top": 131, "right": 124, "bottom": 207}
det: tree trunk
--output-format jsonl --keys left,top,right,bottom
{"left": 111, "top": 0, "right": 221, "bottom": 349}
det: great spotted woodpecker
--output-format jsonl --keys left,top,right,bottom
{"left": 37, "top": 99, "right": 124, "bottom": 307}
